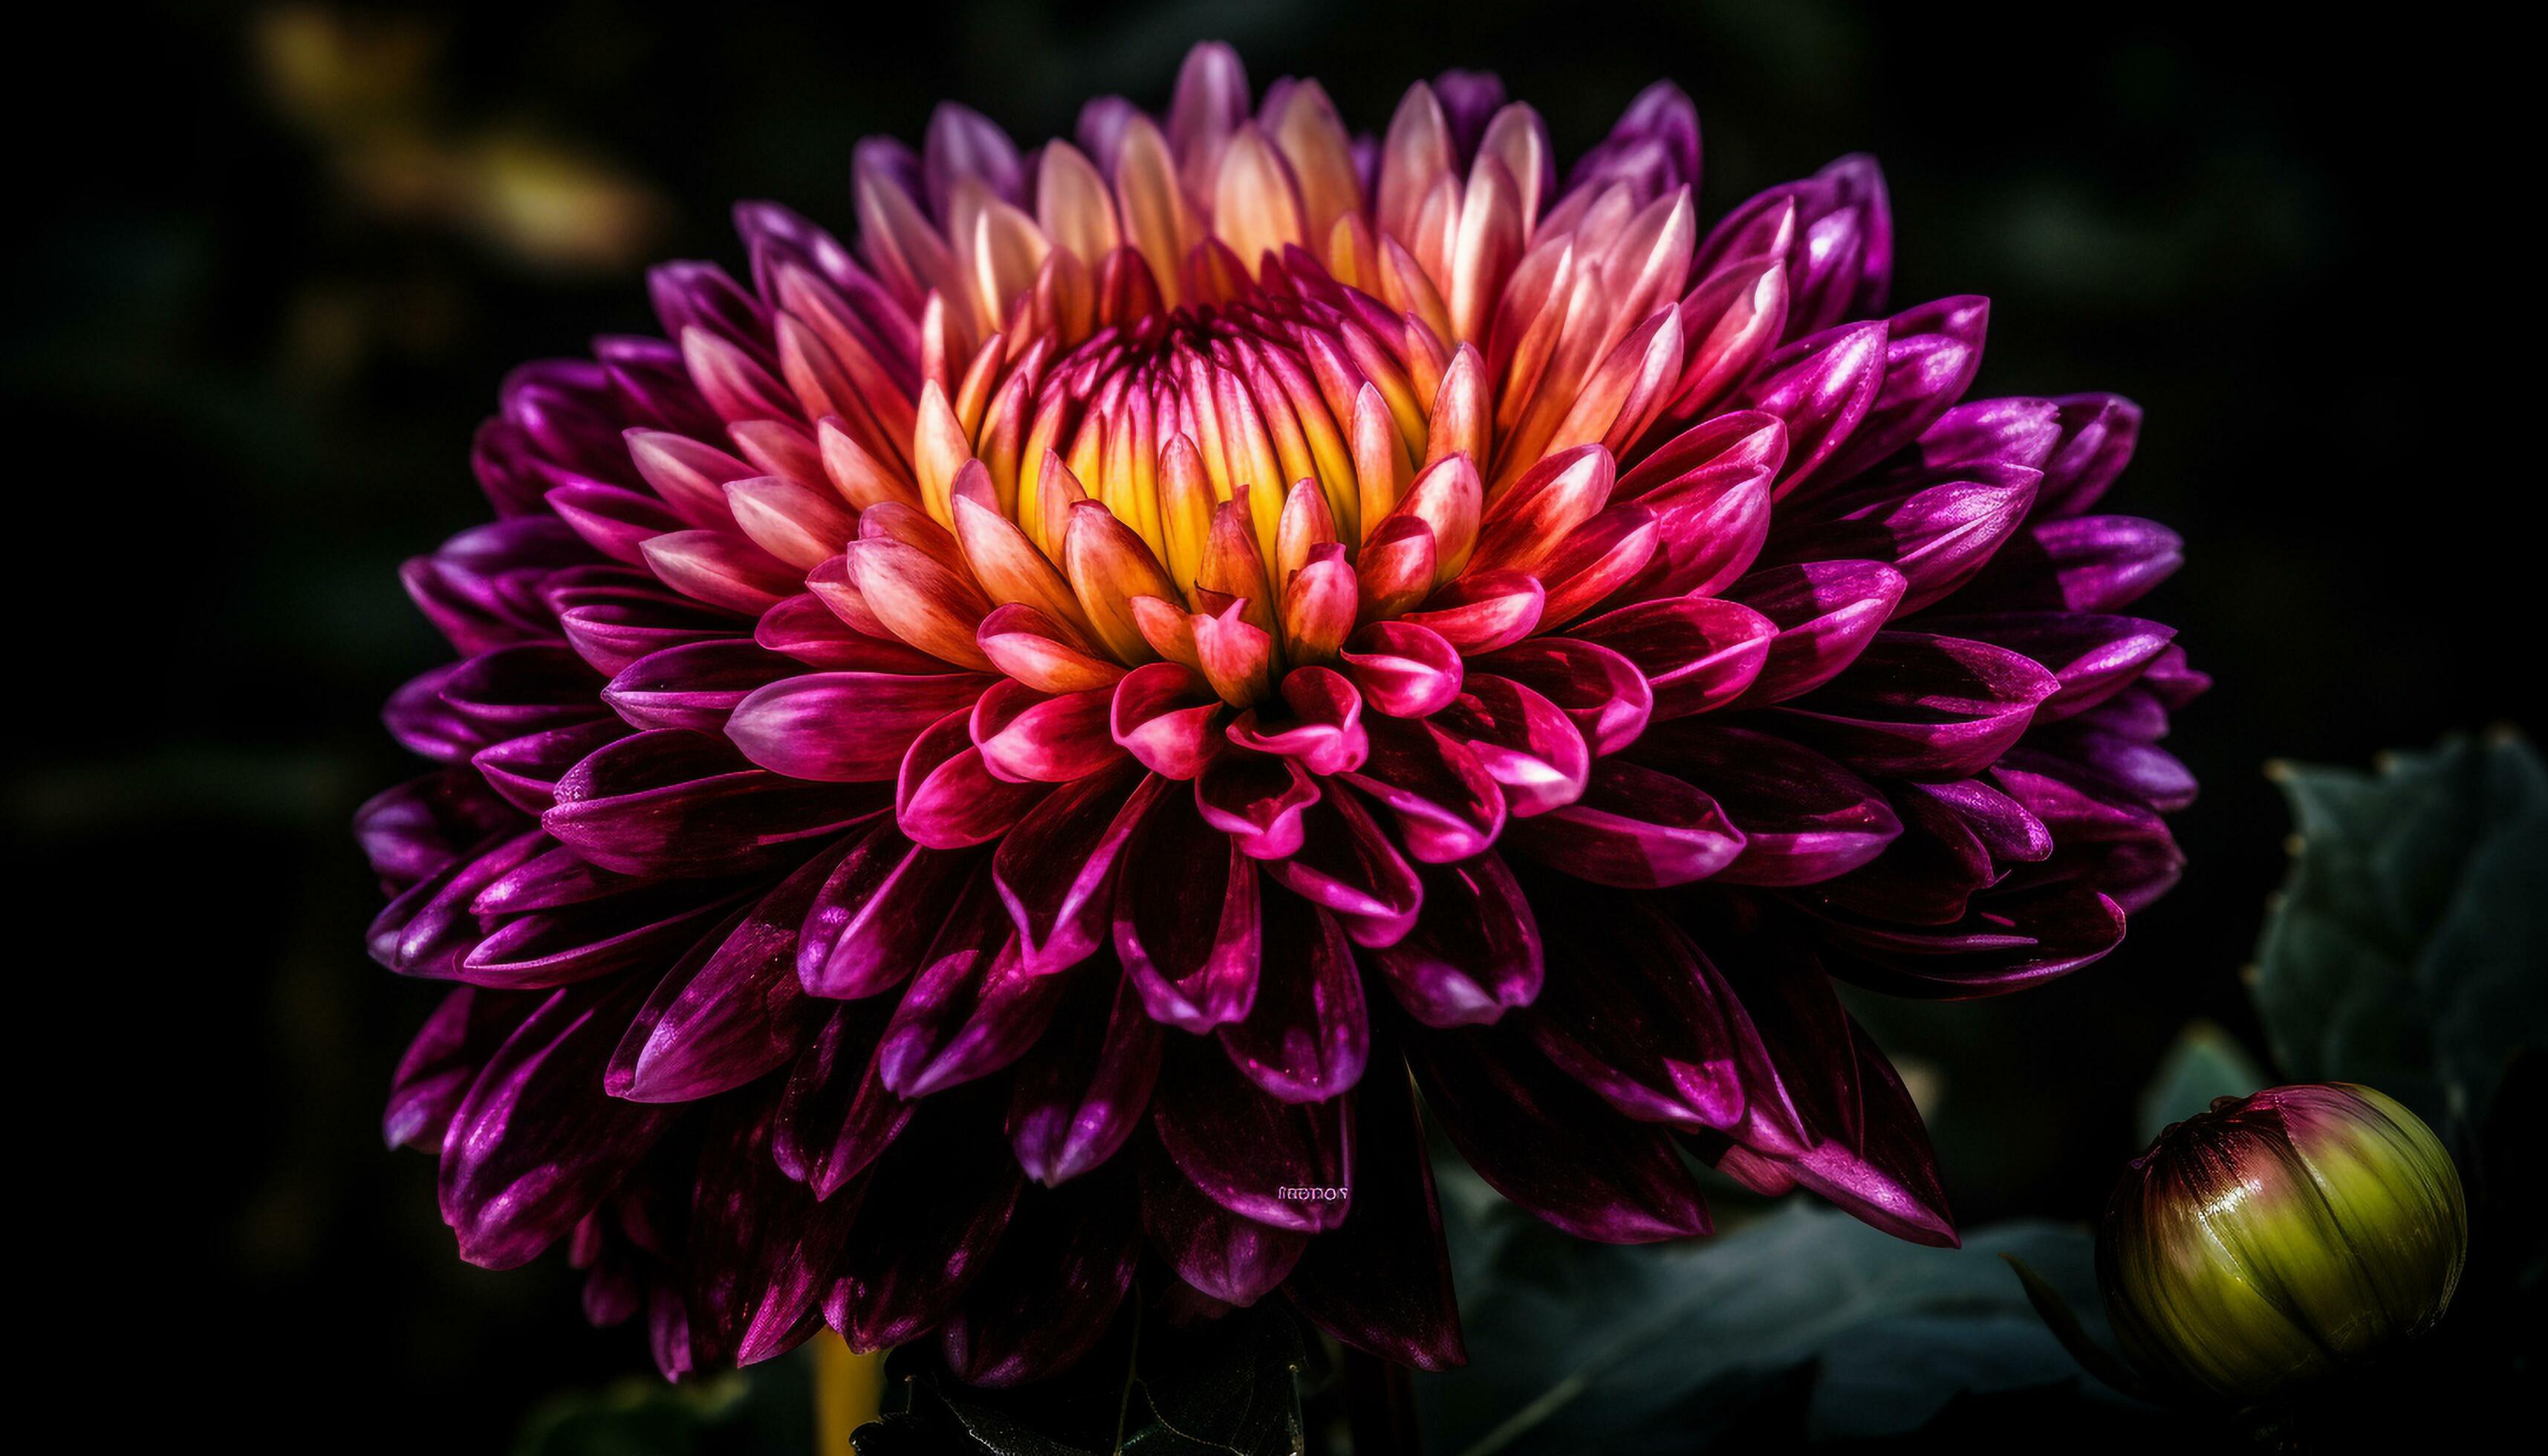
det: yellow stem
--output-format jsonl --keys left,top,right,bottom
{"left": 811, "top": 1330, "right": 887, "bottom": 1453}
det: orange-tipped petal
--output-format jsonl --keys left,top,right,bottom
{"left": 978, "top": 603, "right": 1124, "bottom": 693}
{"left": 725, "top": 475, "right": 858, "bottom": 570}
{"left": 857, "top": 498, "right": 969, "bottom": 576}
{"left": 1424, "top": 344, "right": 1492, "bottom": 472}
{"left": 1377, "top": 82, "right": 1455, "bottom": 250}
{"left": 1062, "top": 500, "right": 1179, "bottom": 663}
{"left": 1477, "top": 103, "right": 1551, "bottom": 244}
{"left": 1212, "top": 124, "right": 1307, "bottom": 274}
{"left": 1200, "top": 497, "right": 1280, "bottom": 645}
{"left": 1129, "top": 594, "right": 1203, "bottom": 669}
{"left": 628, "top": 428, "right": 753, "bottom": 527}
{"left": 1473, "top": 443, "right": 1616, "bottom": 576}
{"left": 1192, "top": 598, "right": 1275, "bottom": 707}
{"left": 1387, "top": 453, "right": 1483, "bottom": 584}
{"left": 1157, "top": 433, "right": 1216, "bottom": 602}
{"left": 1268, "top": 79, "right": 1362, "bottom": 241}
{"left": 914, "top": 380, "right": 974, "bottom": 527}
{"left": 1282, "top": 542, "right": 1356, "bottom": 663}
{"left": 1351, "top": 383, "right": 1411, "bottom": 542}
{"left": 848, "top": 535, "right": 995, "bottom": 669}
{"left": 1036, "top": 140, "right": 1122, "bottom": 266}
{"left": 1356, "top": 515, "right": 1437, "bottom": 622}
{"left": 953, "top": 490, "right": 1093, "bottom": 635}
{"left": 1114, "top": 116, "right": 1196, "bottom": 311}
{"left": 819, "top": 417, "right": 922, "bottom": 511}
{"left": 1276, "top": 478, "right": 1339, "bottom": 586}
{"left": 1447, "top": 155, "right": 1525, "bottom": 346}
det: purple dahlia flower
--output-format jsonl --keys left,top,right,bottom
{"left": 365, "top": 42, "right": 2203, "bottom": 1384}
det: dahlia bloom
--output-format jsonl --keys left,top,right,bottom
{"left": 365, "top": 43, "right": 2203, "bottom": 1383}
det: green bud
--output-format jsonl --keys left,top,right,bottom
{"left": 2096, "top": 1082, "right": 2466, "bottom": 1407}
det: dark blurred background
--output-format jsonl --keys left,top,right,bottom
{"left": 7, "top": 1, "right": 2523, "bottom": 1447}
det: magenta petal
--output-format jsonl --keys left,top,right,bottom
{"left": 1911, "top": 396, "right": 2061, "bottom": 478}
{"left": 562, "top": 594, "right": 740, "bottom": 678}
{"left": 545, "top": 729, "right": 877, "bottom": 877}
{"left": 459, "top": 884, "right": 751, "bottom": 990}
{"left": 1227, "top": 667, "right": 1370, "bottom": 777}
{"left": 2030, "top": 393, "right": 2143, "bottom": 519}
{"left": 756, "top": 593, "right": 951, "bottom": 673}
{"left": 1339, "top": 620, "right": 1466, "bottom": 719}
{"left": 727, "top": 670, "right": 993, "bottom": 781}
{"left": 1408, "top": 1024, "right": 1710, "bottom": 1243}
{"left": 1768, "top": 631, "right": 2059, "bottom": 781}
{"left": 438, "top": 978, "right": 677, "bottom": 1270}
{"left": 438, "top": 645, "right": 613, "bottom": 755}
{"left": 1521, "top": 898, "right": 1755, "bottom": 1129}
{"left": 796, "top": 814, "right": 972, "bottom": 999}
{"left": 1216, "top": 891, "right": 1368, "bottom": 1102}
{"left": 605, "top": 640, "right": 796, "bottom": 732}
{"left": 1533, "top": 502, "right": 1662, "bottom": 627}
{"left": 1110, "top": 661, "right": 1226, "bottom": 779}
{"left": 1736, "top": 319, "right": 1888, "bottom": 496}
{"left": 472, "top": 718, "right": 632, "bottom": 814}
{"left": 682, "top": 1101, "right": 862, "bottom": 1368}
{"left": 1007, "top": 971, "right": 1163, "bottom": 1185}
{"left": 971, "top": 680, "right": 1128, "bottom": 783}
{"left": 1815, "top": 296, "right": 1989, "bottom": 487}
{"left": 1721, "top": 560, "right": 1906, "bottom": 706}
{"left": 355, "top": 767, "right": 520, "bottom": 887}
{"left": 825, "top": 1101, "right": 1022, "bottom": 1351}
{"left": 550, "top": 480, "right": 689, "bottom": 565}
{"left": 875, "top": 890, "right": 1067, "bottom": 1097}
{"left": 1502, "top": 758, "right": 1744, "bottom": 887}
{"left": 1472, "top": 637, "right": 1653, "bottom": 758}
{"left": 994, "top": 764, "right": 1162, "bottom": 973}
{"left": 1400, "top": 570, "right": 1546, "bottom": 654}
{"left": 1806, "top": 780, "right": 1999, "bottom": 926}
{"left": 1152, "top": 1037, "right": 1354, "bottom": 1232}
{"left": 1953, "top": 515, "right": 2183, "bottom": 614}
{"left": 385, "top": 986, "right": 527, "bottom": 1151}
{"left": 895, "top": 709, "right": 1053, "bottom": 848}
{"left": 607, "top": 840, "right": 848, "bottom": 1102}
{"left": 1283, "top": 1050, "right": 1466, "bottom": 1370}
{"left": 2029, "top": 722, "right": 2197, "bottom": 814}
{"left": 1267, "top": 791, "right": 1427, "bottom": 946}
{"left": 774, "top": 998, "right": 913, "bottom": 1198}
{"left": 1818, "top": 880, "right": 2127, "bottom": 997}
{"left": 1115, "top": 793, "right": 1264, "bottom": 1031}
{"left": 1634, "top": 721, "right": 1901, "bottom": 887}
{"left": 1610, "top": 410, "right": 1781, "bottom": 598}
{"left": 640, "top": 528, "right": 801, "bottom": 614}
{"left": 369, "top": 829, "right": 542, "bottom": 978}
{"left": 1431, "top": 674, "right": 1589, "bottom": 818}
{"left": 1342, "top": 718, "right": 1507, "bottom": 865}
{"left": 940, "top": 1173, "right": 1140, "bottom": 1387}
{"left": 1701, "top": 935, "right": 1955, "bottom": 1244}
{"left": 1920, "top": 611, "right": 2175, "bottom": 721}
{"left": 1195, "top": 750, "right": 1322, "bottom": 859}
{"left": 1572, "top": 595, "right": 1775, "bottom": 719}
{"left": 1368, "top": 853, "right": 1542, "bottom": 1027}
{"left": 1776, "top": 462, "right": 2039, "bottom": 615}
{"left": 1138, "top": 1135, "right": 1308, "bottom": 1306}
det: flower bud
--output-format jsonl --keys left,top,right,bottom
{"left": 2097, "top": 1082, "right": 2466, "bottom": 1407}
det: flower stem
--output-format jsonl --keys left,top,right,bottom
{"left": 812, "top": 1330, "right": 886, "bottom": 1452}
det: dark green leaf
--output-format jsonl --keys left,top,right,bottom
{"left": 2252, "top": 733, "right": 2548, "bottom": 1141}
{"left": 2136, "top": 1019, "right": 2267, "bottom": 1145}
{"left": 1416, "top": 1170, "right": 2139, "bottom": 1455}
